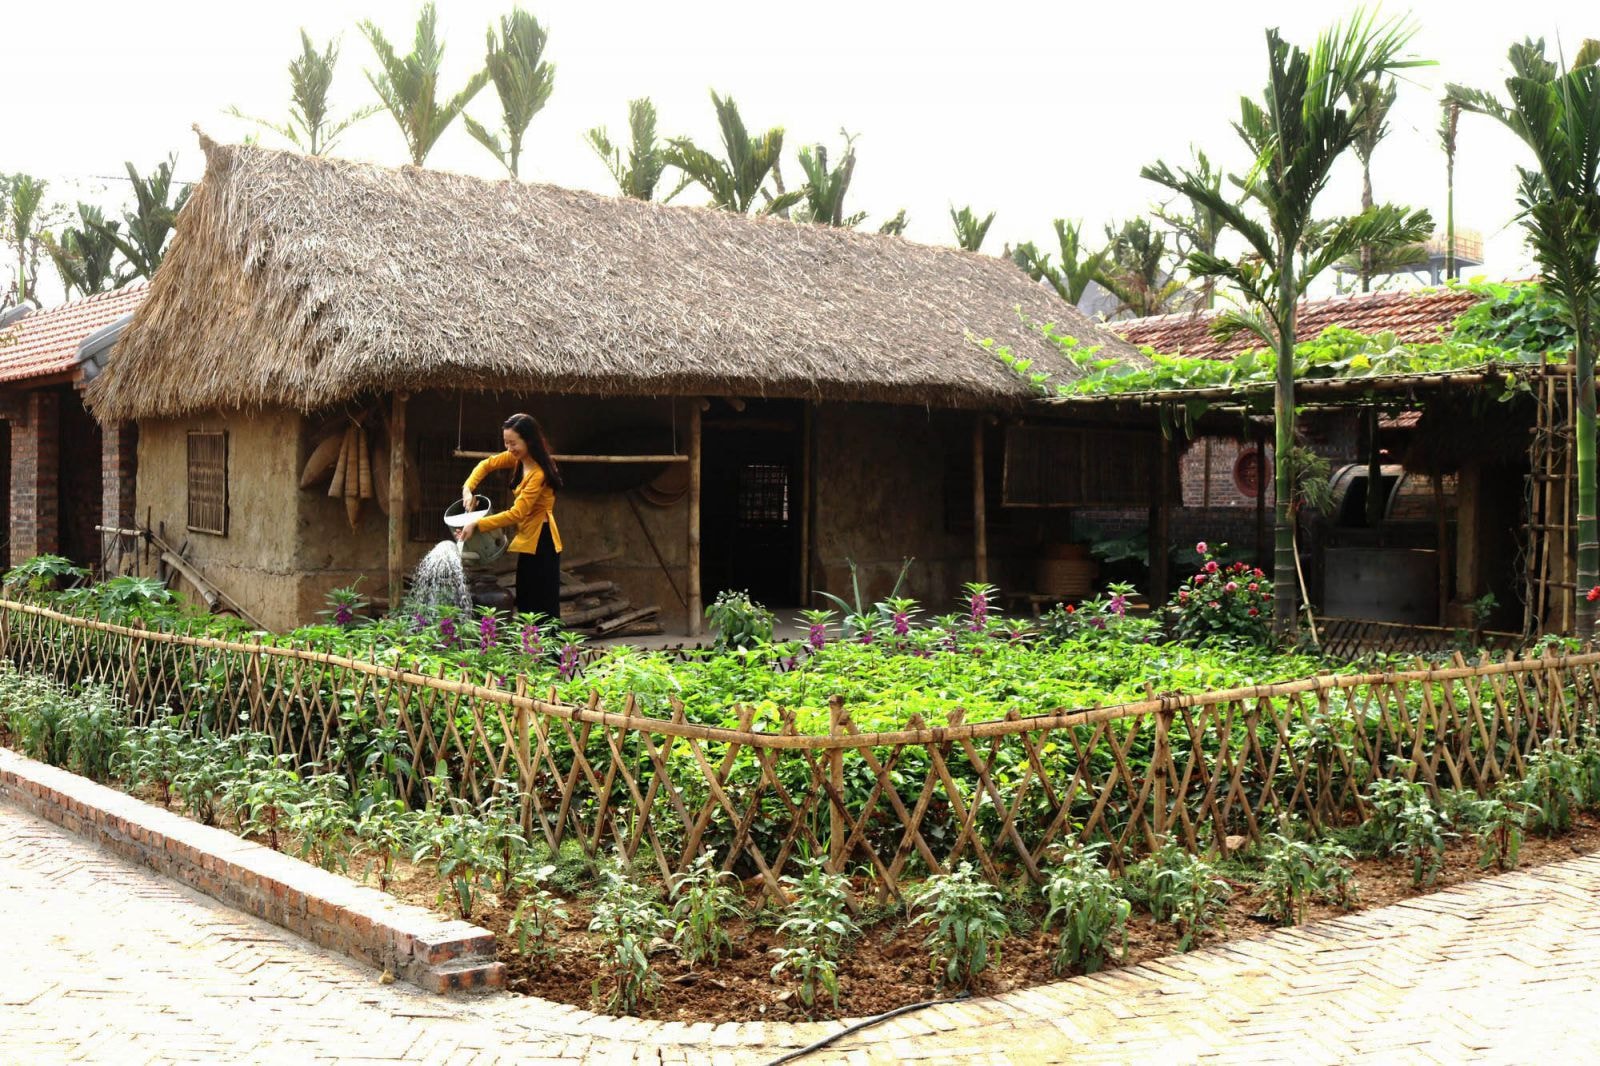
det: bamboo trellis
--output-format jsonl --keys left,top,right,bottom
{"left": 1526, "top": 364, "right": 1578, "bottom": 635}
{"left": 3, "top": 599, "right": 1596, "bottom": 900}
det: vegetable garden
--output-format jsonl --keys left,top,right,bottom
{"left": 5, "top": 555, "right": 1600, "bottom": 1018}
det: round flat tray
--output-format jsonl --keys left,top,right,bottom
{"left": 443, "top": 495, "right": 492, "bottom": 528}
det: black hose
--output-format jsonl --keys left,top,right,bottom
{"left": 761, "top": 991, "right": 973, "bottom": 1065}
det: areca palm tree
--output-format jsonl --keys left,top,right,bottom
{"left": 361, "top": 4, "right": 489, "bottom": 167}
{"left": 1143, "top": 11, "right": 1433, "bottom": 634}
{"left": 950, "top": 205, "right": 995, "bottom": 252}
{"left": 1098, "top": 217, "right": 1188, "bottom": 316}
{"left": 45, "top": 205, "right": 129, "bottom": 297}
{"left": 1450, "top": 38, "right": 1600, "bottom": 635}
{"left": 665, "top": 92, "right": 799, "bottom": 215}
{"left": 1349, "top": 77, "right": 1398, "bottom": 291}
{"left": 3, "top": 174, "right": 51, "bottom": 304}
{"left": 795, "top": 134, "right": 863, "bottom": 227}
{"left": 87, "top": 157, "right": 191, "bottom": 281}
{"left": 464, "top": 8, "right": 555, "bottom": 178}
{"left": 1439, "top": 98, "right": 1462, "bottom": 280}
{"left": 1152, "top": 149, "right": 1234, "bottom": 308}
{"left": 587, "top": 98, "right": 682, "bottom": 201}
{"left": 877, "top": 209, "right": 909, "bottom": 236}
{"left": 229, "top": 31, "right": 379, "bottom": 156}
{"left": 1011, "top": 218, "right": 1111, "bottom": 305}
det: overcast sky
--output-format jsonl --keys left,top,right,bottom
{"left": 3, "top": 0, "right": 1591, "bottom": 305}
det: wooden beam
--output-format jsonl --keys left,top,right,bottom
{"left": 388, "top": 392, "right": 409, "bottom": 611}
{"left": 687, "top": 401, "right": 703, "bottom": 636}
{"left": 452, "top": 449, "right": 688, "bottom": 463}
{"left": 973, "top": 417, "right": 988, "bottom": 584}
{"left": 798, "top": 403, "right": 813, "bottom": 606}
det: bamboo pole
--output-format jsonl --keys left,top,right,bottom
{"left": 452, "top": 449, "right": 689, "bottom": 463}
{"left": 388, "top": 393, "right": 409, "bottom": 610}
{"left": 687, "top": 401, "right": 703, "bottom": 637}
{"left": 973, "top": 417, "right": 988, "bottom": 584}
{"left": 827, "top": 696, "right": 845, "bottom": 872}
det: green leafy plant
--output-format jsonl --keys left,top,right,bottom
{"left": 906, "top": 861, "right": 1010, "bottom": 990}
{"left": 1365, "top": 771, "right": 1453, "bottom": 886}
{"left": 669, "top": 852, "right": 743, "bottom": 968}
{"left": 1129, "top": 845, "right": 1230, "bottom": 950}
{"left": 771, "top": 858, "right": 861, "bottom": 1012}
{"left": 118, "top": 718, "right": 187, "bottom": 806}
{"left": 353, "top": 796, "right": 410, "bottom": 890}
{"left": 588, "top": 860, "right": 671, "bottom": 1015}
{"left": 172, "top": 734, "right": 235, "bottom": 826}
{"left": 479, "top": 781, "right": 533, "bottom": 893}
{"left": 1455, "top": 791, "right": 1534, "bottom": 871}
{"left": 1041, "top": 843, "right": 1131, "bottom": 975}
{"left": 1256, "top": 832, "right": 1355, "bottom": 925}
{"left": 410, "top": 806, "right": 494, "bottom": 919}
{"left": 237, "top": 759, "right": 304, "bottom": 852}
{"left": 705, "top": 589, "right": 775, "bottom": 651}
{"left": 508, "top": 863, "right": 568, "bottom": 966}
{"left": 3, "top": 554, "right": 89, "bottom": 598}
{"left": 1519, "top": 744, "right": 1586, "bottom": 835}
{"left": 290, "top": 773, "right": 353, "bottom": 874}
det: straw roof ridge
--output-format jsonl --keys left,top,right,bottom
{"left": 86, "top": 134, "right": 1145, "bottom": 421}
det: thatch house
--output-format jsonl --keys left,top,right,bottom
{"left": 86, "top": 136, "right": 1143, "bottom": 632}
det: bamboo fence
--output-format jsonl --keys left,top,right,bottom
{"left": 3, "top": 599, "right": 1596, "bottom": 900}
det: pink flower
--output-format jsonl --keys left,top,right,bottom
{"left": 1178, "top": 590, "right": 1189, "bottom": 601}
{"left": 1196, "top": 541, "right": 1208, "bottom": 554}
{"left": 1589, "top": 586, "right": 1600, "bottom": 604}
{"left": 1225, "top": 581, "right": 1238, "bottom": 592}
{"left": 1247, "top": 583, "right": 1259, "bottom": 592}
{"left": 1204, "top": 561, "right": 1219, "bottom": 574}
{"left": 1249, "top": 607, "right": 1260, "bottom": 616}
{"left": 1208, "top": 601, "right": 1221, "bottom": 610}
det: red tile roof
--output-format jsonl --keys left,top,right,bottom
{"left": 1107, "top": 286, "right": 1487, "bottom": 360}
{"left": 0, "top": 284, "right": 149, "bottom": 387}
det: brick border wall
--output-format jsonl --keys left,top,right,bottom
{"left": 0, "top": 747, "right": 504, "bottom": 993}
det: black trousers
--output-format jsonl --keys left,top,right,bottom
{"left": 515, "top": 524, "right": 562, "bottom": 620}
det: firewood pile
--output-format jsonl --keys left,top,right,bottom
{"left": 466, "top": 550, "right": 661, "bottom": 638}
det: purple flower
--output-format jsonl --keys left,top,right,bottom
{"left": 479, "top": 613, "right": 499, "bottom": 650}
{"left": 968, "top": 592, "right": 990, "bottom": 627}
{"left": 858, "top": 630, "right": 875, "bottom": 645}
{"left": 410, "top": 612, "right": 428, "bottom": 633}
{"left": 1108, "top": 594, "right": 1127, "bottom": 617}
{"left": 783, "top": 656, "right": 799, "bottom": 671}
{"left": 521, "top": 623, "right": 542, "bottom": 656}
{"left": 334, "top": 604, "right": 354, "bottom": 626}
{"left": 808, "top": 623, "right": 827, "bottom": 651}
{"left": 438, "top": 617, "right": 458, "bottom": 649}
{"left": 558, "top": 643, "right": 580, "bottom": 680}
{"left": 892, "top": 611, "right": 911, "bottom": 637}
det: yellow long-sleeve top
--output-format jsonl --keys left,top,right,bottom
{"left": 463, "top": 452, "right": 563, "bottom": 554}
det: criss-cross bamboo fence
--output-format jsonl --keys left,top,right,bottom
{"left": 3, "top": 599, "right": 1596, "bottom": 900}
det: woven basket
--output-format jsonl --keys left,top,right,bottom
{"left": 1036, "top": 557, "right": 1098, "bottom": 598}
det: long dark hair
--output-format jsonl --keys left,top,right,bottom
{"left": 503, "top": 412, "right": 563, "bottom": 490}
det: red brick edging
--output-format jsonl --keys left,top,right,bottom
{"left": 0, "top": 747, "right": 505, "bottom": 993}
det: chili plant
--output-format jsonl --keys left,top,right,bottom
{"left": 508, "top": 863, "right": 568, "bottom": 966}
{"left": 771, "top": 858, "right": 860, "bottom": 1012}
{"left": 1519, "top": 744, "right": 1586, "bottom": 835}
{"left": 353, "top": 796, "right": 410, "bottom": 890}
{"left": 588, "top": 860, "right": 671, "bottom": 1015}
{"left": 1130, "top": 845, "right": 1229, "bottom": 951}
{"left": 1255, "top": 832, "right": 1354, "bottom": 925}
{"left": 1041, "top": 843, "right": 1130, "bottom": 975}
{"left": 668, "top": 852, "right": 743, "bottom": 968}
{"left": 1366, "top": 775, "right": 1453, "bottom": 887}
{"left": 238, "top": 761, "right": 304, "bottom": 852}
{"left": 118, "top": 718, "right": 187, "bottom": 806}
{"left": 291, "top": 773, "right": 353, "bottom": 873}
{"left": 62, "top": 684, "right": 129, "bottom": 783}
{"left": 412, "top": 808, "right": 496, "bottom": 920}
{"left": 906, "top": 861, "right": 1010, "bottom": 990}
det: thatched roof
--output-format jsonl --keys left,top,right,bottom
{"left": 87, "top": 136, "right": 1144, "bottom": 422}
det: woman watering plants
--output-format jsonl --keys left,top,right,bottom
{"left": 457, "top": 413, "right": 564, "bottom": 620}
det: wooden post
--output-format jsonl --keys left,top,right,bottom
{"left": 827, "top": 696, "right": 845, "bottom": 873}
{"left": 973, "top": 416, "right": 988, "bottom": 584}
{"left": 1433, "top": 470, "right": 1451, "bottom": 627}
{"left": 1149, "top": 430, "right": 1173, "bottom": 603}
{"left": 798, "top": 403, "right": 813, "bottom": 606}
{"left": 1254, "top": 428, "right": 1269, "bottom": 570}
{"left": 387, "top": 392, "right": 409, "bottom": 611}
{"left": 687, "top": 400, "right": 703, "bottom": 636}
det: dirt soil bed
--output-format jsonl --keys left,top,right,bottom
{"left": 380, "top": 813, "right": 1600, "bottom": 1023}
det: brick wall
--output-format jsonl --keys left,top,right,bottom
{"left": 100, "top": 422, "right": 137, "bottom": 573}
{"left": 8, "top": 390, "right": 58, "bottom": 565}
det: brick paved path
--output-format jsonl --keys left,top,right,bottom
{"left": 5, "top": 800, "right": 1600, "bottom": 1064}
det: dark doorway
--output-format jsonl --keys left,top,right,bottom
{"left": 700, "top": 400, "right": 804, "bottom": 606}
{"left": 0, "top": 422, "right": 10, "bottom": 565}
{"left": 57, "top": 389, "right": 103, "bottom": 573}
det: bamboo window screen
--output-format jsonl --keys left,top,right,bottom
{"left": 1002, "top": 425, "right": 1160, "bottom": 507}
{"left": 186, "top": 431, "right": 228, "bottom": 536}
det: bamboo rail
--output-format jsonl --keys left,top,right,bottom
{"left": 3, "top": 598, "right": 1593, "bottom": 898}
